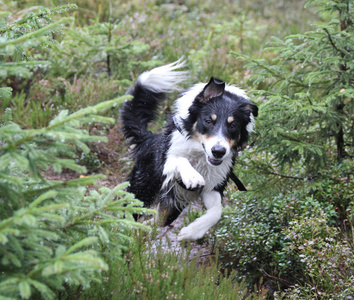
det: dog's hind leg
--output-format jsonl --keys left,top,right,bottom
{"left": 155, "top": 192, "right": 185, "bottom": 226}
{"left": 177, "top": 190, "right": 222, "bottom": 241}
{"left": 157, "top": 203, "right": 184, "bottom": 227}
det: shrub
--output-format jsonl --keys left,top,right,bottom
{"left": 278, "top": 212, "right": 354, "bottom": 299}
{"left": 311, "top": 162, "right": 354, "bottom": 225}
{"left": 216, "top": 194, "right": 286, "bottom": 290}
{"left": 45, "top": 19, "right": 159, "bottom": 81}
{"left": 215, "top": 184, "right": 353, "bottom": 293}
{"left": 0, "top": 98, "right": 153, "bottom": 299}
{"left": 233, "top": 0, "right": 353, "bottom": 174}
{"left": 100, "top": 233, "right": 267, "bottom": 300}
{"left": 0, "top": 4, "right": 77, "bottom": 100}
{"left": 0, "top": 4, "right": 78, "bottom": 129}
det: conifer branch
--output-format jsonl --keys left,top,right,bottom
{"left": 23, "top": 175, "right": 106, "bottom": 197}
{"left": 0, "top": 17, "right": 74, "bottom": 48}
{"left": 268, "top": 172, "right": 305, "bottom": 180}
{"left": 0, "top": 96, "right": 129, "bottom": 152}
{"left": 323, "top": 28, "right": 349, "bottom": 57}
{"left": 0, "top": 4, "right": 77, "bottom": 34}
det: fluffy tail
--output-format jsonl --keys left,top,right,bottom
{"left": 122, "top": 59, "right": 187, "bottom": 148}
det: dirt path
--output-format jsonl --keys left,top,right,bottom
{"left": 149, "top": 203, "right": 214, "bottom": 264}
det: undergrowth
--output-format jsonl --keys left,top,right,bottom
{"left": 79, "top": 230, "right": 267, "bottom": 300}
{"left": 1, "top": 0, "right": 353, "bottom": 298}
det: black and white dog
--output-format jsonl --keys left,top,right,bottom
{"left": 122, "top": 60, "right": 258, "bottom": 241}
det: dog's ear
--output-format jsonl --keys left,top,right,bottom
{"left": 197, "top": 77, "right": 225, "bottom": 103}
{"left": 245, "top": 102, "right": 258, "bottom": 117}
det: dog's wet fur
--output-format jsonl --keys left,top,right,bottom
{"left": 122, "top": 60, "right": 258, "bottom": 241}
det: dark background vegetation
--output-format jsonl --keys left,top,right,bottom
{"left": 1, "top": 0, "right": 353, "bottom": 299}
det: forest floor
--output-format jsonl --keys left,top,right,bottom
{"left": 149, "top": 203, "right": 214, "bottom": 265}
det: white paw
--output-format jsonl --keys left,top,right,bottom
{"left": 180, "top": 169, "right": 205, "bottom": 190}
{"left": 177, "top": 225, "right": 206, "bottom": 241}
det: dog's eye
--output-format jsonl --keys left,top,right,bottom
{"left": 229, "top": 122, "right": 237, "bottom": 129}
{"left": 205, "top": 119, "right": 213, "bottom": 125}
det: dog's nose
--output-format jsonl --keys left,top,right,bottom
{"left": 211, "top": 145, "right": 226, "bottom": 159}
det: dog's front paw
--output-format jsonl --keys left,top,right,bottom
{"left": 177, "top": 225, "right": 205, "bottom": 241}
{"left": 180, "top": 169, "right": 205, "bottom": 190}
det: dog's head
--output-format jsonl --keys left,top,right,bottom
{"left": 180, "top": 78, "right": 258, "bottom": 166}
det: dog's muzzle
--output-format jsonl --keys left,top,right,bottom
{"left": 208, "top": 145, "right": 226, "bottom": 165}
{"left": 203, "top": 143, "right": 227, "bottom": 166}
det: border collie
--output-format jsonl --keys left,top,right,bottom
{"left": 122, "top": 60, "right": 258, "bottom": 241}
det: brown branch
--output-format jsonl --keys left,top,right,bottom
{"left": 260, "top": 268, "right": 294, "bottom": 286}
{"left": 323, "top": 28, "right": 348, "bottom": 57}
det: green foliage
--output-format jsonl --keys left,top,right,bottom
{"left": 0, "top": 3, "right": 144, "bottom": 128}
{"left": 76, "top": 151, "right": 104, "bottom": 173}
{"left": 216, "top": 2, "right": 354, "bottom": 297}
{"left": 2, "top": 0, "right": 353, "bottom": 298}
{"left": 0, "top": 4, "right": 79, "bottom": 129}
{"left": 85, "top": 233, "right": 267, "bottom": 300}
{"left": 0, "top": 97, "right": 154, "bottom": 299}
{"left": 216, "top": 193, "right": 286, "bottom": 288}
{"left": 312, "top": 161, "right": 354, "bottom": 225}
{"left": 21, "top": 76, "right": 123, "bottom": 128}
{"left": 216, "top": 181, "right": 354, "bottom": 293}
{"left": 0, "top": 4, "right": 77, "bottom": 98}
{"left": 279, "top": 213, "right": 354, "bottom": 299}
{"left": 0, "top": 91, "right": 54, "bottom": 128}
{"left": 45, "top": 19, "right": 159, "bottom": 81}
{"left": 0, "top": 107, "right": 13, "bottom": 126}
{"left": 188, "top": 14, "right": 263, "bottom": 83}
{"left": 234, "top": 0, "right": 353, "bottom": 174}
